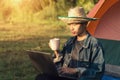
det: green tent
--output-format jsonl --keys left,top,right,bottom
{"left": 87, "top": 0, "right": 120, "bottom": 78}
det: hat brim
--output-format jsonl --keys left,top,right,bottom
{"left": 58, "top": 16, "right": 98, "bottom": 24}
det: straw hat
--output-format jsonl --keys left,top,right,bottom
{"left": 58, "top": 7, "right": 98, "bottom": 24}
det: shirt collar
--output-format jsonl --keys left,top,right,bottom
{"left": 82, "top": 33, "right": 90, "bottom": 48}
{"left": 70, "top": 33, "right": 90, "bottom": 48}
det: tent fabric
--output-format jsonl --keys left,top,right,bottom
{"left": 102, "top": 75, "right": 120, "bottom": 80}
{"left": 87, "top": 0, "right": 119, "bottom": 36}
{"left": 98, "top": 39, "right": 120, "bottom": 66}
{"left": 86, "top": 0, "right": 120, "bottom": 78}
{"left": 98, "top": 38, "right": 120, "bottom": 78}
{"left": 105, "top": 64, "right": 120, "bottom": 77}
{"left": 95, "top": 1, "right": 120, "bottom": 41}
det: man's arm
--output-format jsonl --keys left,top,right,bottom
{"left": 77, "top": 45, "right": 105, "bottom": 78}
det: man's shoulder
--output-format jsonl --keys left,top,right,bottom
{"left": 87, "top": 34, "right": 100, "bottom": 45}
{"left": 88, "top": 35, "right": 103, "bottom": 48}
{"left": 87, "top": 33, "right": 98, "bottom": 42}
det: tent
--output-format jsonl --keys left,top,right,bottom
{"left": 87, "top": 0, "right": 120, "bottom": 79}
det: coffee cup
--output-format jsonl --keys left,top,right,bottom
{"left": 49, "top": 38, "right": 60, "bottom": 50}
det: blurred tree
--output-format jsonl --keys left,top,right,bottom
{"left": 93, "top": 0, "right": 99, "bottom": 4}
{"left": 0, "top": 0, "right": 99, "bottom": 23}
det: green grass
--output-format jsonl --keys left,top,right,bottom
{"left": 0, "top": 22, "right": 70, "bottom": 80}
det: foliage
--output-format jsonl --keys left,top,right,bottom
{"left": 76, "top": 0, "right": 95, "bottom": 13}
{"left": 0, "top": 0, "right": 98, "bottom": 79}
{"left": 0, "top": 0, "right": 98, "bottom": 24}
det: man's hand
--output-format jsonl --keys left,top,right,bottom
{"left": 58, "top": 67, "right": 78, "bottom": 74}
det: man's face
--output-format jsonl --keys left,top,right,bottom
{"left": 68, "top": 23, "right": 85, "bottom": 36}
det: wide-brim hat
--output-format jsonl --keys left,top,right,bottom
{"left": 58, "top": 7, "right": 98, "bottom": 24}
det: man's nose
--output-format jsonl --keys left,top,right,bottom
{"left": 70, "top": 25, "right": 74, "bottom": 31}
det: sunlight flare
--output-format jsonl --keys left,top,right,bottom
{"left": 10, "top": 0, "right": 22, "bottom": 6}
{"left": 12, "top": 0, "right": 22, "bottom": 3}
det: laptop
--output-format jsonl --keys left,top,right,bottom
{"left": 26, "top": 50, "right": 77, "bottom": 79}
{"left": 26, "top": 50, "right": 58, "bottom": 76}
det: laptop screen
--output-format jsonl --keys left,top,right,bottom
{"left": 26, "top": 50, "right": 58, "bottom": 76}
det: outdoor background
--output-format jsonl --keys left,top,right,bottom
{"left": 0, "top": 0, "right": 98, "bottom": 80}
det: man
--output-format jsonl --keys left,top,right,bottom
{"left": 36, "top": 7, "right": 105, "bottom": 80}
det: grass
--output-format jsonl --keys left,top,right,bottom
{"left": 0, "top": 22, "right": 70, "bottom": 80}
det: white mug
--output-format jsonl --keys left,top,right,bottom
{"left": 49, "top": 38, "right": 60, "bottom": 50}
